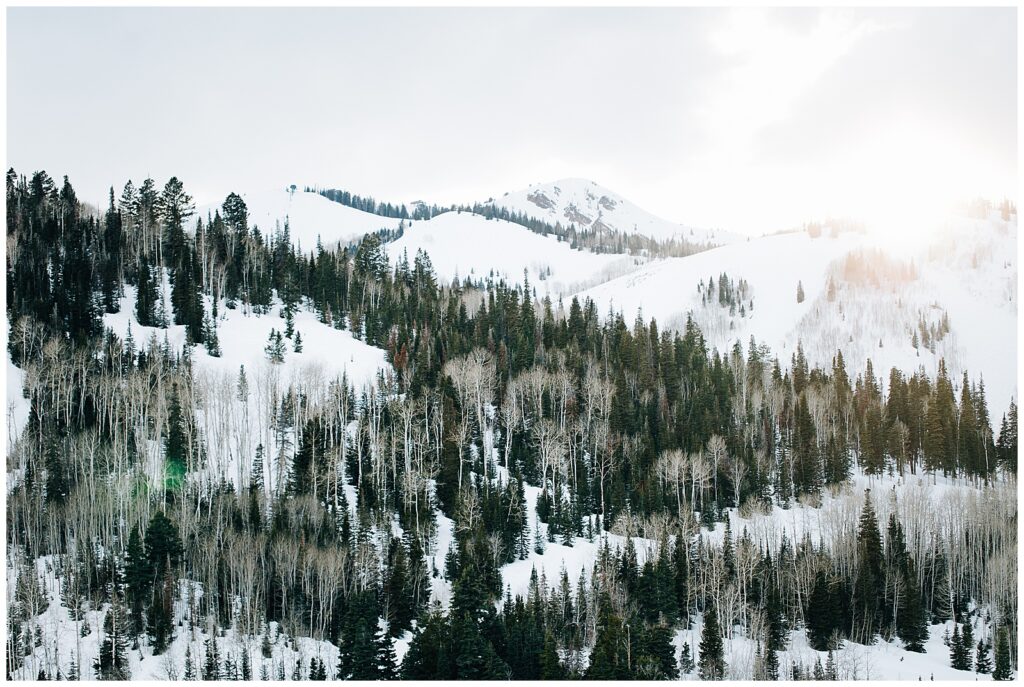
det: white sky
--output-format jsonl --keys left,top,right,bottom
{"left": 6, "top": 7, "right": 1017, "bottom": 235}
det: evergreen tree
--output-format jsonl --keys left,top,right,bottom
{"left": 264, "top": 328, "right": 286, "bottom": 363}
{"left": 183, "top": 645, "right": 196, "bottom": 680}
{"left": 640, "top": 624, "right": 679, "bottom": 680}
{"left": 807, "top": 570, "right": 843, "bottom": 650}
{"left": 992, "top": 627, "right": 1012, "bottom": 680}
{"left": 949, "top": 623, "right": 971, "bottom": 670}
{"left": 203, "top": 635, "right": 221, "bottom": 680}
{"left": 540, "top": 630, "right": 564, "bottom": 679}
{"left": 698, "top": 605, "right": 726, "bottom": 680}
{"left": 976, "top": 639, "right": 992, "bottom": 674}
{"left": 587, "top": 597, "right": 630, "bottom": 680}
{"left": 135, "top": 257, "right": 159, "bottom": 327}
{"left": 123, "top": 526, "right": 150, "bottom": 639}
{"left": 680, "top": 641, "right": 695, "bottom": 674}
{"left": 852, "top": 490, "right": 884, "bottom": 643}
{"left": 94, "top": 599, "right": 130, "bottom": 680}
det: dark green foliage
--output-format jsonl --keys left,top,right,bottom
{"left": 993, "top": 627, "right": 1012, "bottom": 680}
{"left": 639, "top": 624, "right": 679, "bottom": 679}
{"left": 586, "top": 598, "right": 630, "bottom": 680}
{"left": 807, "top": 570, "right": 845, "bottom": 651}
{"left": 94, "top": 599, "right": 130, "bottom": 680}
{"left": 852, "top": 490, "right": 884, "bottom": 643}
{"left": 145, "top": 511, "right": 183, "bottom": 576}
{"left": 135, "top": 257, "right": 159, "bottom": 327}
{"left": 203, "top": 635, "right": 220, "bottom": 680}
{"left": 698, "top": 605, "right": 726, "bottom": 680}
{"left": 976, "top": 639, "right": 992, "bottom": 674}
{"left": 680, "top": 642, "right": 694, "bottom": 674}
{"left": 540, "top": 630, "right": 564, "bottom": 679}
{"left": 950, "top": 623, "right": 971, "bottom": 670}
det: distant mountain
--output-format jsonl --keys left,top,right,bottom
{"left": 486, "top": 178, "right": 738, "bottom": 246}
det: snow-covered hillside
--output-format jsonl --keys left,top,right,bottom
{"left": 386, "top": 210, "right": 644, "bottom": 294}
{"left": 92, "top": 284, "right": 391, "bottom": 492}
{"left": 196, "top": 188, "right": 403, "bottom": 252}
{"left": 487, "top": 178, "right": 738, "bottom": 246}
{"left": 9, "top": 464, "right": 1012, "bottom": 681}
{"left": 578, "top": 214, "right": 1018, "bottom": 415}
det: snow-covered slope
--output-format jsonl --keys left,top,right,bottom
{"left": 197, "top": 188, "right": 403, "bottom": 252}
{"left": 98, "top": 283, "right": 390, "bottom": 491}
{"left": 487, "top": 178, "right": 738, "bottom": 246}
{"left": 386, "top": 210, "right": 644, "bottom": 294}
{"left": 579, "top": 230, "right": 855, "bottom": 358}
{"left": 578, "top": 214, "right": 1017, "bottom": 414}
{"left": 11, "top": 464, "right": 1009, "bottom": 681}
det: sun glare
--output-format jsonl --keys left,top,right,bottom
{"left": 835, "top": 119, "right": 992, "bottom": 248}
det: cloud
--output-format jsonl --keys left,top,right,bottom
{"left": 700, "top": 8, "right": 884, "bottom": 157}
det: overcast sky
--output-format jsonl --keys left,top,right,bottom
{"left": 7, "top": 7, "right": 1017, "bottom": 235}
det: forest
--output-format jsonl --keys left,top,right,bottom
{"left": 5, "top": 169, "right": 1018, "bottom": 680}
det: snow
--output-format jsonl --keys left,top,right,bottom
{"left": 97, "top": 283, "right": 391, "bottom": 491}
{"left": 10, "top": 461, "right": 1012, "bottom": 681}
{"left": 387, "top": 209, "right": 644, "bottom": 294}
{"left": 8, "top": 553, "right": 342, "bottom": 681}
{"left": 5, "top": 178, "right": 1016, "bottom": 681}
{"left": 578, "top": 214, "right": 1018, "bottom": 416}
{"left": 488, "top": 178, "right": 739, "bottom": 245}
{"left": 103, "top": 290, "right": 387, "bottom": 390}
{"left": 196, "top": 187, "right": 404, "bottom": 252}
{"left": 491, "top": 464, "right": 1013, "bottom": 681}
{"left": 675, "top": 613, "right": 998, "bottom": 681}
{"left": 578, "top": 230, "right": 857, "bottom": 360}
{"left": 6, "top": 354, "right": 29, "bottom": 454}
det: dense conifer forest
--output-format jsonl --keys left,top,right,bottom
{"left": 6, "top": 170, "right": 1018, "bottom": 680}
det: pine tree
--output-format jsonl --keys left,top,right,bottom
{"left": 540, "top": 630, "right": 564, "bottom": 679}
{"left": 183, "top": 645, "right": 196, "bottom": 680}
{"left": 94, "top": 599, "right": 130, "bottom": 680}
{"left": 265, "top": 328, "right": 285, "bottom": 363}
{"left": 826, "top": 650, "right": 838, "bottom": 680}
{"left": 203, "top": 310, "right": 220, "bottom": 357}
{"left": 950, "top": 624, "right": 971, "bottom": 670}
{"left": 135, "top": 257, "right": 159, "bottom": 326}
{"left": 765, "top": 643, "right": 780, "bottom": 681}
{"left": 640, "top": 624, "right": 679, "bottom": 679}
{"left": 123, "top": 526, "right": 150, "bottom": 639}
{"left": 376, "top": 626, "right": 399, "bottom": 679}
{"left": 852, "top": 490, "right": 884, "bottom": 643}
{"left": 680, "top": 642, "right": 695, "bottom": 674}
{"left": 586, "top": 597, "right": 629, "bottom": 680}
{"left": 698, "top": 605, "right": 726, "bottom": 680}
{"left": 976, "top": 639, "right": 993, "bottom": 674}
{"left": 992, "top": 627, "right": 1012, "bottom": 680}
{"left": 807, "top": 570, "right": 843, "bottom": 650}
{"left": 203, "top": 635, "right": 221, "bottom": 680}
{"left": 796, "top": 280, "right": 805, "bottom": 303}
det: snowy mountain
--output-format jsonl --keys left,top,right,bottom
{"left": 196, "top": 187, "right": 404, "bottom": 251}
{"left": 385, "top": 210, "right": 644, "bottom": 294}
{"left": 6, "top": 169, "right": 1016, "bottom": 684}
{"left": 486, "top": 178, "right": 738, "bottom": 246}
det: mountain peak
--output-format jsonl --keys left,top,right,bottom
{"left": 490, "top": 178, "right": 735, "bottom": 246}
